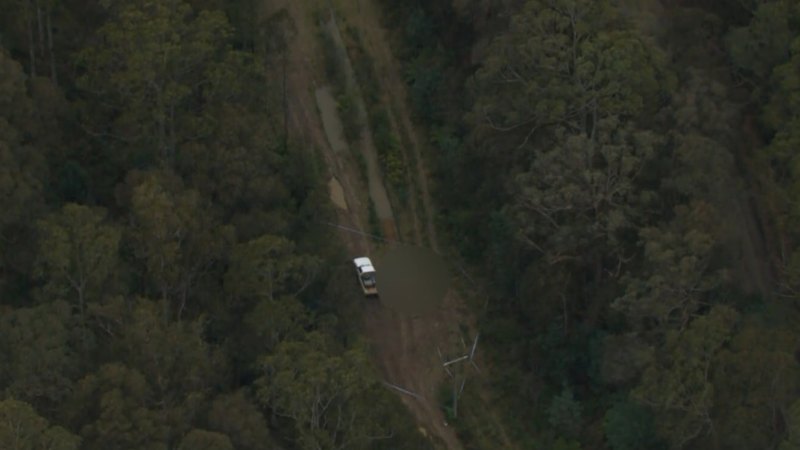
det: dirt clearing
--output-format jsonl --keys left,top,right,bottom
{"left": 379, "top": 246, "right": 450, "bottom": 316}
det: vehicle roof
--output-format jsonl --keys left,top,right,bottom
{"left": 354, "top": 257, "right": 373, "bottom": 267}
{"left": 360, "top": 265, "right": 376, "bottom": 273}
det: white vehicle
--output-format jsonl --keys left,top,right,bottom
{"left": 353, "top": 257, "right": 378, "bottom": 297}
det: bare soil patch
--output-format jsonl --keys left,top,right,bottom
{"left": 328, "top": 177, "right": 347, "bottom": 210}
{"left": 379, "top": 246, "right": 450, "bottom": 316}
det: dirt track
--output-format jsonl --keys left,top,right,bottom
{"left": 332, "top": 0, "right": 441, "bottom": 250}
{"left": 263, "top": 0, "right": 463, "bottom": 448}
{"left": 314, "top": 10, "right": 463, "bottom": 450}
{"left": 261, "top": 0, "right": 522, "bottom": 448}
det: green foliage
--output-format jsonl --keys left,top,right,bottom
{"left": 336, "top": 92, "right": 360, "bottom": 143}
{"left": 72, "top": 299, "right": 225, "bottom": 447}
{"left": 177, "top": 114, "right": 290, "bottom": 240}
{"left": 726, "top": 0, "right": 799, "bottom": 82}
{"left": 377, "top": 0, "right": 800, "bottom": 449}
{"left": 34, "top": 203, "right": 121, "bottom": 315}
{"left": 354, "top": 151, "right": 368, "bottom": 183}
{"left": 224, "top": 234, "right": 319, "bottom": 302}
{"left": 0, "top": 1, "right": 432, "bottom": 449}
{"left": 633, "top": 305, "right": 739, "bottom": 448}
{"left": 67, "top": 363, "right": 168, "bottom": 450}
{"left": 726, "top": 3, "right": 800, "bottom": 298}
{"left": 55, "top": 161, "right": 90, "bottom": 203}
{"left": 535, "top": 323, "right": 594, "bottom": 387}
{"left": 404, "top": 52, "right": 444, "bottom": 123}
{"left": 368, "top": 198, "right": 383, "bottom": 239}
{"left": 597, "top": 334, "right": 654, "bottom": 387}
{"left": 125, "top": 169, "right": 234, "bottom": 315}
{"left": 547, "top": 387, "right": 583, "bottom": 439}
{"left": 76, "top": 0, "right": 235, "bottom": 163}
{"left": 345, "top": 25, "right": 379, "bottom": 105}
{"left": 763, "top": 37, "right": 800, "bottom": 135}
{"left": 121, "top": 299, "right": 222, "bottom": 408}
{"left": 318, "top": 25, "right": 360, "bottom": 147}
{"left": 378, "top": 0, "right": 463, "bottom": 126}
{"left": 613, "top": 201, "right": 727, "bottom": 335}
{"left": 369, "top": 109, "right": 407, "bottom": 196}
{"left": 0, "top": 398, "right": 80, "bottom": 450}
{"left": 243, "top": 296, "right": 309, "bottom": 354}
{"left": 0, "top": 132, "right": 42, "bottom": 239}
{"left": 0, "top": 50, "right": 46, "bottom": 277}
{"left": 436, "top": 382, "right": 455, "bottom": 420}
{"left": 713, "top": 319, "right": 800, "bottom": 450}
{"left": 511, "top": 117, "right": 659, "bottom": 267}
{"left": 470, "top": 0, "right": 669, "bottom": 163}
{"left": 207, "top": 391, "right": 276, "bottom": 450}
{"left": 446, "top": 384, "right": 530, "bottom": 450}
{"left": 178, "top": 429, "right": 234, "bottom": 450}
{"left": 781, "top": 399, "right": 800, "bottom": 450}
{"left": 603, "top": 400, "right": 659, "bottom": 450}
{"left": 5, "top": 0, "right": 800, "bottom": 449}
{"left": 256, "top": 333, "right": 388, "bottom": 450}
{"left": 342, "top": 25, "right": 409, "bottom": 200}
{"left": 0, "top": 301, "right": 80, "bottom": 409}
{"left": 319, "top": 29, "right": 345, "bottom": 89}
{"left": 666, "top": 134, "right": 735, "bottom": 205}
{"left": 552, "top": 437, "right": 583, "bottom": 450}
{"left": 0, "top": 49, "right": 35, "bottom": 133}
{"left": 671, "top": 69, "right": 740, "bottom": 140}
{"left": 736, "top": 5, "right": 800, "bottom": 301}
{"left": 402, "top": 8, "right": 435, "bottom": 54}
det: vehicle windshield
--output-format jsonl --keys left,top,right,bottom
{"left": 361, "top": 273, "right": 376, "bottom": 286}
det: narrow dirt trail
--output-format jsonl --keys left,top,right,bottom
{"left": 264, "top": 0, "right": 520, "bottom": 448}
{"left": 330, "top": 2, "right": 520, "bottom": 448}
{"left": 333, "top": 0, "right": 440, "bottom": 250}
{"left": 733, "top": 115, "right": 776, "bottom": 296}
{"left": 263, "top": 1, "right": 463, "bottom": 448}
{"left": 265, "top": 0, "right": 373, "bottom": 258}
{"left": 319, "top": 12, "right": 398, "bottom": 241}
{"left": 316, "top": 10, "right": 466, "bottom": 450}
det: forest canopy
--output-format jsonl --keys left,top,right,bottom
{"left": 2, "top": 0, "right": 800, "bottom": 449}
{"left": 0, "top": 1, "right": 429, "bottom": 449}
{"left": 378, "top": 0, "right": 800, "bottom": 448}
